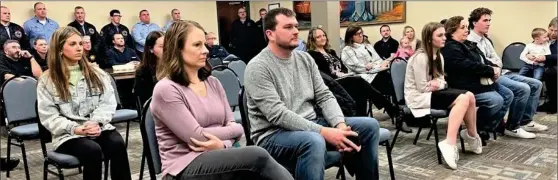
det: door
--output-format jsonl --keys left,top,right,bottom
{"left": 216, "top": 1, "right": 250, "bottom": 52}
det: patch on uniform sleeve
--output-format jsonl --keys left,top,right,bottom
{"left": 122, "top": 30, "right": 128, "bottom": 36}
{"left": 88, "top": 28, "right": 95, "bottom": 35}
{"left": 14, "top": 31, "right": 22, "bottom": 38}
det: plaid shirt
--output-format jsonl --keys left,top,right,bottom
{"left": 37, "top": 67, "right": 116, "bottom": 149}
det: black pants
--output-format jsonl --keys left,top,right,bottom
{"left": 544, "top": 66, "right": 557, "bottom": 109}
{"left": 166, "top": 146, "right": 292, "bottom": 180}
{"left": 337, "top": 75, "right": 397, "bottom": 118}
{"left": 55, "top": 130, "right": 131, "bottom": 180}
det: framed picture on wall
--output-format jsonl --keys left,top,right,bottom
{"left": 340, "top": 1, "right": 406, "bottom": 27}
{"left": 292, "top": 1, "right": 406, "bottom": 29}
{"left": 293, "top": 1, "right": 312, "bottom": 30}
{"left": 268, "top": 3, "right": 280, "bottom": 10}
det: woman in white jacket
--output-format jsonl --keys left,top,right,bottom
{"left": 404, "top": 22, "right": 482, "bottom": 170}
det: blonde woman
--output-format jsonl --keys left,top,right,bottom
{"left": 37, "top": 27, "right": 131, "bottom": 180}
{"left": 403, "top": 25, "right": 422, "bottom": 51}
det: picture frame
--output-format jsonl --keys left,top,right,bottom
{"left": 268, "top": 3, "right": 280, "bottom": 10}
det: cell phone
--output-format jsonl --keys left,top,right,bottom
{"left": 347, "top": 136, "right": 361, "bottom": 147}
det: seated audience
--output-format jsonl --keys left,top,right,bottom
{"left": 467, "top": 8, "right": 545, "bottom": 138}
{"left": 245, "top": 8, "right": 381, "bottom": 179}
{"left": 306, "top": 26, "right": 348, "bottom": 79}
{"left": 441, "top": 16, "right": 506, "bottom": 143}
{"left": 82, "top": 35, "right": 97, "bottom": 63}
{"left": 308, "top": 26, "right": 403, "bottom": 129}
{"left": 405, "top": 22, "right": 482, "bottom": 169}
{"left": 30, "top": 37, "right": 48, "bottom": 70}
{"left": 37, "top": 27, "right": 131, "bottom": 180}
{"left": 394, "top": 37, "right": 415, "bottom": 59}
{"left": 150, "top": 20, "right": 292, "bottom": 180}
{"left": 540, "top": 17, "right": 557, "bottom": 114}
{"left": 519, "top": 28, "right": 550, "bottom": 80}
{"left": 134, "top": 31, "right": 163, "bottom": 106}
{"left": 374, "top": 25, "right": 399, "bottom": 59}
{"left": 0, "top": 40, "right": 42, "bottom": 84}
{"left": 341, "top": 24, "right": 394, "bottom": 97}
{"left": 403, "top": 25, "right": 421, "bottom": 51}
{"left": 106, "top": 33, "right": 138, "bottom": 66}
{"left": 205, "top": 32, "right": 229, "bottom": 59}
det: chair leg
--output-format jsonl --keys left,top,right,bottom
{"left": 432, "top": 120, "right": 442, "bottom": 164}
{"left": 385, "top": 141, "right": 395, "bottom": 180}
{"left": 413, "top": 127, "right": 422, "bottom": 145}
{"left": 459, "top": 126, "right": 466, "bottom": 153}
{"left": 43, "top": 162, "right": 48, "bottom": 180}
{"left": 6, "top": 135, "right": 11, "bottom": 178}
{"left": 57, "top": 167, "right": 65, "bottom": 180}
{"left": 78, "top": 167, "right": 82, "bottom": 173}
{"left": 20, "top": 141, "right": 31, "bottom": 180}
{"left": 337, "top": 165, "right": 346, "bottom": 180}
{"left": 493, "top": 131, "right": 497, "bottom": 140}
{"left": 104, "top": 160, "right": 109, "bottom": 180}
{"left": 125, "top": 121, "right": 131, "bottom": 148}
{"left": 426, "top": 128, "right": 434, "bottom": 140}
{"left": 139, "top": 151, "right": 146, "bottom": 180}
{"left": 390, "top": 129, "right": 400, "bottom": 149}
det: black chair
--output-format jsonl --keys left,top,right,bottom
{"left": 109, "top": 76, "right": 139, "bottom": 147}
{"left": 1, "top": 76, "right": 40, "bottom": 180}
{"left": 389, "top": 59, "right": 465, "bottom": 165}
{"left": 208, "top": 57, "right": 223, "bottom": 67}
{"left": 139, "top": 98, "right": 162, "bottom": 180}
{"left": 211, "top": 66, "right": 243, "bottom": 123}
{"left": 238, "top": 87, "right": 348, "bottom": 180}
{"left": 35, "top": 101, "right": 109, "bottom": 180}
{"left": 502, "top": 42, "right": 527, "bottom": 72}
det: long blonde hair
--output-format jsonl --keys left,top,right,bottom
{"left": 47, "top": 27, "right": 104, "bottom": 102}
{"left": 403, "top": 26, "right": 419, "bottom": 50}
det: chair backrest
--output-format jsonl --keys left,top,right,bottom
{"left": 139, "top": 98, "right": 162, "bottom": 177}
{"left": 390, "top": 59, "right": 407, "bottom": 103}
{"left": 1, "top": 76, "right": 38, "bottom": 124}
{"left": 502, "top": 42, "right": 526, "bottom": 72}
{"left": 222, "top": 54, "right": 241, "bottom": 62}
{"left": 109, "top": 76, "right": 122, "bottom": 107}
{"left": 211, "top": 66, "right": 241, "bottom": 107}
{"left": 208, "top": 57, "right": 223, "bottom": 67}
{"left": 228, "top": 60, "right": 246, "bottom": 86}
{"left": 238, "top": 87, "right": 254, "bottom": 146}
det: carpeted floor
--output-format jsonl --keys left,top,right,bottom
{"left": 1, "top": 111, "right": 556, "bottom": 180}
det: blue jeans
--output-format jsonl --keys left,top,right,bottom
{"left": 519, "top": 64, "right": 545, "bottom": 80}
{"left": 474, "top": 90, "right": 505, "bottom": 131}
{"left": 498, "top": 74, "right": 543, "bottom": 130}
{"left": 258, "top": 117, "right": 380, "bottom": 180}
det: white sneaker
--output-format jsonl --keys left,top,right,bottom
{"left": 521, "top": 121, "right": 548, "bottom": 132}
{"left": 459, "top": 129, "right": 482, "bottom": 154}
{"left": 438, "top": 140, "right": 458, "bottom": 170}
{"left": 504, "top": 128, "right": 536, "bottom": 139}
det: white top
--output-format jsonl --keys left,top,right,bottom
{"left": 520, "top": 42, "right": 551, "bottom": 66}
{"left": 340, "top": 43, "right": 384, "bottom": 83}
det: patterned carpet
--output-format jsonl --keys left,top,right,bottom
{"left": 0, "top": 111, "right": 556, "bottom": 180}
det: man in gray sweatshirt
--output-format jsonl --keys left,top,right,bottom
{"left": 244, "top": 7, "right": 380, "bottom": 180}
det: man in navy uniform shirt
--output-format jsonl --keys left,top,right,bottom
{"left": 0, "top": 6, "right": 30, "bottom": 51}
{"left": 68, "top": 6, "right": 104, "bottom": 56}
{"left": 100, "top": 9, "right": 135, "bottom": 51}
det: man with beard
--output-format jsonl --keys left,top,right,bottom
{"left": 106, "top": 33, "right": 138, "bottom": 66}
{"left": 230, "top": 7, "right": 258, "bottom": 63}
{"left": 373, "top": 25, "right": 399, "bottom": 59}
{"left": 100, "top": 9, "right": 135, "bottom": 51}
{"left": 1, "top": 6, "right": 30, "bottom": 51}
{"left": 244, "top": 7, "right": 380, "bottom": 180}
{"left": 68, "top": 6, "right": 103, "bottom": 58}
{"left": 0, "top": 40, "right": 43, "bottom": 84}
{"left": 539, "top": 17, "right": 558, "bottom": 114}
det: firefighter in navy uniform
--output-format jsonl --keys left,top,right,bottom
{"left": 68, "top": 6, "right": 108, "bottom": 68}
{"left": 100, "top": 10, "right": 135, "bottom": 51}
{"left": 0, "top": 6, "right": 30, "bottom": 51}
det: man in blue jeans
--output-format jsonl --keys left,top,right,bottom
{"left": 244, "top": 8, "right": 380, "bottom": 180}
{"left": 468, "top": 8, "right": 547, "bottom": 139}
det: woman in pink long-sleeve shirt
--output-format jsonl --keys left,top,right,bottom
{"left": 150, "top": 20, "right": 292, "bottom": 180}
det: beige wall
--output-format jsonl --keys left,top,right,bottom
{"left": 3, "top": 1, "right": 219, "bottom": 42}
{"left": 5, "top": 1, "right": 556, "bottom": 55}
{"left": 250, "top": 1, "right": 557, "bottom": 56}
